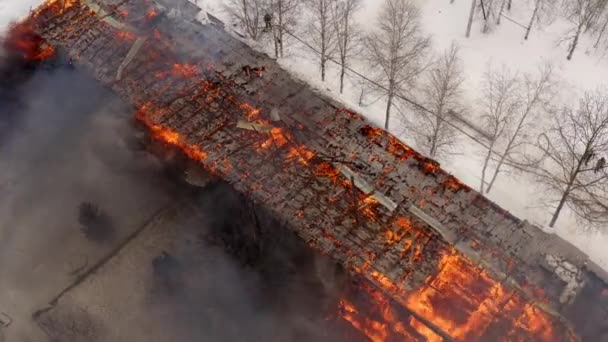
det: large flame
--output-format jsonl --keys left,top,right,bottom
{"left": 3, "top": 23, "right": 55, "bottom": 61}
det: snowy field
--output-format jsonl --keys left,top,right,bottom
{"left": 2, "top": 0, "right": 608, "bottom": 270}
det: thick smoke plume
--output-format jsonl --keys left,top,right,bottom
{"left": 0, "top": 30, "right": 350, "bottom": 341}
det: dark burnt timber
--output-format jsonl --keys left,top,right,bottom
{"left": 22, "top": 0, "right": 608, "bottom": 341}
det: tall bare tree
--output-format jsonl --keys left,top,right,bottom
{"left": 524, "top": 0, "right": 557, "bottom": 40}
{"left": 332, "top": 0, "right": 362, "bottom": 93}
{"left": 593, "top": 9, "right": 608, "bottom": 48}
{"left": 306, "top": 0, "right": 338, "bottom": 81}
{"left": 485, "top": 63, "right": 555, "bottom": 194}
{"left": 366, "top": 0, "right": 431, "bottom": 130}
{"left": 479, "top": 65, "right": 521, "bottom": 194}
{"left": 412, "top": 43, "right": 464, "bottom": 158}
{"left": 466, "top": 0, "right": 477, "bottom": 37}
{"left": 481, "top": 0, "right": 499, "bottom": 33}
{"left": 535, "top": 88, "right": 608, "bottom": 227}
{"left": 561, "top": 0, "right": 608, "bottom": 60}
{"left": 225, "top": 0, "right": 268, "bottom": 41}
{"left": 269, "top": 0, "right": 300, "bottom": 58}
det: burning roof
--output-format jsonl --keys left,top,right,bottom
{"left": 13, "top": 0, "right": 606, "bottom": 340}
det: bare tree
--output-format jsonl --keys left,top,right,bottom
{"left": 225, "top": 0, "right": 269, "bottom": 41}
{"left": 497, "top": 0, "right": 508, "bottom": 25}
{"left": 269, "top": 0, "right": 300, "bottom": 57}
{"left": 306, "top": 0, "right": 338, "bottom": 81}
{"left": 535, "top": 88, "right": 608, "bottom": 227}
{"left": 485, "top": 63, "right": 555, "bottom": 194}
{"left": 412, "top": 43, "right": 464, "bottom": 158}
{"left": 561, "top": 0, "right": 608, "bottom": 60}
{"left": 524, "top": 0, "right": 558, "bottom": 40}
{"left": 479, "top": 65, "right": 521, "bottom": 194}
{"left": 366, "top": 0, "right": 431, "bottom": 130}
{"left": 332, "top": 0, "right": 362, "bottom": 93}
{"left": 593, "top": 9, "right": 608, "bottom": 48}
{"left": 466, "top": 0, "right": 477, "bottom": 37}
{"left": 481, "top": 0, "right": 499, "bottom": 33}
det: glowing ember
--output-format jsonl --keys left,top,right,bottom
{"left": 172, "top": 63, "right": 199, "bottom": 78}
{"left": 442, "top": 176, "right": 464, "bottom": 192}
{"left": 259, "top": 128, "right": 288, "bottom": 150}
{"left": 287, "top": 146, "right": 315, "bottom": 165}
{"left": 339, "top": 299, "right": 389, "bottom": 342}
{"left": 115, "top": 30, "right": 137, "bottom": 41}
{"left": 239, "top": 103, "right": 261, "bottom": 121}
{"left": 136, "top": 103, "right": 208, "bottom": 162}
{"left": 3, "top": 23, "right": 56, "bottom": 61}
{"left": 146, "top": 8, "right": 158, "bottom": 19}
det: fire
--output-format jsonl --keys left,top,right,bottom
{"left": 25, "top": 2, "right": 577, "bottom": 340}
{"left": 239, "top": 103, "right": 261, "bottom": 120}
{"left": 339, "top": 283, "right": 426, "bottom": 342}
{"left": 442, "top": 176, "right": 465, "bottom": 192}
{"left": 259, "top": 128, "right": 288, "bottom": 150}
{"left": 146, "top": 8, "right": 158, "bottom": 19}
{"left": 287, "top": 146, "right": 315, "bottom": 165}
{"left": 37, "top": 0, "right": 79, "bottom": 15}
{"left": 172, "top": 63, "right": 199, "bottom": 78}
{"left": 136, "top": 103, "right": 208, "bottom": 162}
{"left": 115, "top": 30, "right": 137, "bottom": 41}
{"left": 339, "top": 299, "right": 389, "bottom": 342}
{"left": 387, "top": 136, "right": 415, "bottom": 161}
{"left": 421, "top": 160, "right": 440, "bottom": 174}
{"left": 3, "top": 23, "right": 56, "bottom": 61}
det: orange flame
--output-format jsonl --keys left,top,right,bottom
{"left": 136, "top": 102, "right": 208, "bottom": 162}
{"left": 3, "top": 23, "right": 56, "bottom": 61}
{"left": 146, "top": 8, "right": 158, "bottom": 19}
{"left": 115, "top": 30, "right": 137, "bottom": 41}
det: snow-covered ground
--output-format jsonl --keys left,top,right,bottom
{"left": 2, "top": 0, "right": 607, "bottom": 270}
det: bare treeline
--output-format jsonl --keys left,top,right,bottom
{"left": 464, "top": 0, "right": 608, "bottom": 59}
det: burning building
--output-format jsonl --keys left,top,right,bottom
{"left": 8, "top": 0, "right": 608, "bottom": 340}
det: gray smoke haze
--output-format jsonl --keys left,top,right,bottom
{"left": 0, "top": 52, "right": 350, "bottom": 341}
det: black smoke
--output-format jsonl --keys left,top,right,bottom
{"left": 0, "top": 42, "right": 358, "bottom": 341}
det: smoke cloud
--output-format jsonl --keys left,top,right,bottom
{"left": 0, "top": 24, "right": 348, "bottom": 342}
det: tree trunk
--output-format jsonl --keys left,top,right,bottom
{"left": 549, "top": 186, "right": 571, "bottom": 227}
{"left": 273, "top": 28, "right": 279, "bottom": 58}
{"left": 466, "top": 0, "right": 477, "bottom": 38}
{"left": 549, "top": 152, "right": 587, "bottom": 227}
{"left": 321, "top": 58, "right": 326, "bottom": 81}
{"left": 278, "top": 1, "right": 284, "bottom": 57}
{"left": 486, "top": 152, "right": 505, "bottom": 193}
{"left": 524, "top": 0, "right": 539, "bottom": 40}
{"left": 594, "top": 16, "right": 608, "bottom": 49}
{"left": 340, "top": 63, "right": 346, "bottom": 93}
{"left": 507, "top": 0, "right": 512, "bottom": 10}
{"left": 487, "top": 105, "right": 532, "bottom": 193}
{"left": 385, "top": 91, "right": 394, "bottom": 130}
{"left": 480, "top": 141, "right": 495, "bottom": 193}
{"left": 567, "top": 23, "right": 583, "bottom": 60}
{"left": 340, "top": 13, "right": 348, "bottom": 94}
{"left": 429, "top": 106, "right": 443, "bottom": 157}
{"left": 497, "top": 0, "right": 507, "bottom": 25}
{"left": 359, "top": 88, "right": 365, "bottom": 106}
